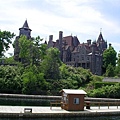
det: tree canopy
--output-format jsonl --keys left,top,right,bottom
{"left": 0, "top": 30, "right": 15, "bottom": 57}
{"left": 40, "top": 47, "right": 61, "bottom": 80}
{"left": 18, "top": 35, "right": 47, "bottom": 65}
{"left": 103, "top": 45, "right": 117, "bottom": 74}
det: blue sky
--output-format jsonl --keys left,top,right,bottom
{"left": 0, "top": 0, "right": 120, "bottom": 56}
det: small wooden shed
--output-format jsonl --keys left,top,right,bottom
{"left": 61, "top": 89, "right": 87, "bottom": 111}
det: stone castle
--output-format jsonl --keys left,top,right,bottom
{"left": 14, "top": 20, "right": 107, "bottom": 75}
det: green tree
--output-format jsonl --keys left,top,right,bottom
{"left": 31, "top": 36, "right": 47, "bottom": 65}
{"left": 105, "top": 63, "right": 115, "bottom": 77}
{"left": 22, "top": 65, "right": 48, "bottom": 94}
{"left": 19, "top": 35, "right": 47, "bottom": 66}
{"left": 103, "top": 45, "right": 117, "bottom": 74}
{"left": 19, "top": 35, "right": 32, "bottom": 64}
{"left": 0, "top": 30, "right": 15, "bottom": 57}
{"left": 41, "top": 47, "right": 61, "bottom": 80}
{"left": 115, "top": 52, "right": 120, "bottom": 76}
{"left": 0, "top": 66, "right": 23, "bottom": 93}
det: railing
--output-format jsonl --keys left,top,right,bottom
{"left": 85, "top": 101, "right": 120, "bottom": 109}
{"left": 50, "top": 101, "right": 61, "bottom": 109}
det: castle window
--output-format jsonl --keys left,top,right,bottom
{"left": 97, "top": 57, "right": 99, "bottom": 61}
{"left": 87, "top": 57, "right": 89, "bottom": 61}
{"left": 87, "top": 63, "right": 90, "bottom": 68}
{"left": 82, "top": 56, "right": 84, "bottom": 60}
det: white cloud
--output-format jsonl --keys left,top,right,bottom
{"left": 1, "top": 0, "right": 120, "bottom": 56}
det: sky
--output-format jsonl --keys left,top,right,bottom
{"left": 0, "top": 0, "right": 120, "bottom": 56}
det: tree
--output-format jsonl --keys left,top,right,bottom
{"left": 22, "top": 65, "right": 48, "bottom": 94}
{"left": 40, "top": 47, "right": 62, "bottom": 80}
{"left": 0, "top": 66, "right": 23, "bottom": 93}
{"left": 105, "top": 63, "right": 115, "bottom": 77}
{"left": 19, "top": 35, "right": 32, "bottom": 64}
{"left": 31, "top": 36, "right": 47, "bottom": 65}
{"left": 103, "top": 45, "right": 117, "bottom": 74}
{"left": 19, "top": 35, "right": 47, "bottom": 66}
{"left": 0, "top": 30, "right": 15, "bottom": 57}
{"left": 115, "top": 51, "right": 120, "bottom": 77}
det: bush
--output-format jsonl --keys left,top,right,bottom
{"left": 88, "top": 83, "right": 120, "bottom": 98}
{"left": 94, "top": 82, "right": 117, "bottom": 89}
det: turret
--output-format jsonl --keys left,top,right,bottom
{"left": 14, "top": 20, "right": 32, "bottom": 62}
{"left": 19, "top": 20, "right": 32, "bottom": 39}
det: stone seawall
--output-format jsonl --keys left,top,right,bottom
{"left": 0, "top": 93, "right": 61, "bottom": 101}
{"left": 0, "top": 93, "right": 120, "bottom": 102}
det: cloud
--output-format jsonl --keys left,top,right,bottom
{"left": 1, "top": 0, "right": 120, "bottom": 56}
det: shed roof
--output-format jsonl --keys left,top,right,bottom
{"left": 62, "top": 89, "right": 87, "bottom": 95}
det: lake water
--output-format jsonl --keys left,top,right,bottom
{"left": 0, "top": 116, "right": 120, "bottom": 120}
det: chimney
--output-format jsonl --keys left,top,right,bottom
{"left": 59, "top": 31, "right": 63, "bottom": 44}
{"left": 109, "top": 43, "right": 112, "bottom": 47}
{"left": 49, "top": 35, "right": 53, "bottom": 41}
{"left": 87, "top": 39, "right": 91, "bottom": 45}
{"left": 59, "top": 31, "right": 63, "bottom": 61}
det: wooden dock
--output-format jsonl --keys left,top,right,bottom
{"left": 0, "top": 106, "right": 120, "bottom": 118}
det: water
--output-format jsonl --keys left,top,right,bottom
{"left": 0, "top": 116, "right": 120, "bottom": 120}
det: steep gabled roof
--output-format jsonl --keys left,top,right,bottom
{"left": 63, "top": 36, "right": 73, "bottom": 46}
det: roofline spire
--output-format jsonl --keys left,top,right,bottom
{"left": 100, "top": 28, "right": 102, "bottom": 33}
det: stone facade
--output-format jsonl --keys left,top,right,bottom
{"left": 14, "top": 20, "right": 107, "bottom": 75}
{"left": 48, "top": 31, "right": 107, "bottom": 75}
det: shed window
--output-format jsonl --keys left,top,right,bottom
{"left": 74, "top": 98, "right": 79, "bottom": 104}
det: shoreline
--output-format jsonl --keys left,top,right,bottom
{"left": 0, "top": 112, "right": 120, "bottom": 118}
{"left": 0, "top": 106, "right": 119, "bottom": 118}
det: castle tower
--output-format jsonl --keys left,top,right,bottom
{"left": 97, "top": 31, "right": 107, "bottom": 53}
{"left": 14, "top": 20, "right": 32, "bottom": 61}
{"left": 19, "top": 20, "right": 32, "bottom": 39}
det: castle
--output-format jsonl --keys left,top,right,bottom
{"left": 14, "top": 20, "right": 107, "bottom": 75}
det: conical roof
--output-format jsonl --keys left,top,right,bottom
{"left": 19, "top": 20, "right": 32, "bottom": 31}
{"left": 22, "top": 20, "right": 29, "bottom": 28}
{"left": 97, "top": 32, "right": 104, "bottom": 43}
